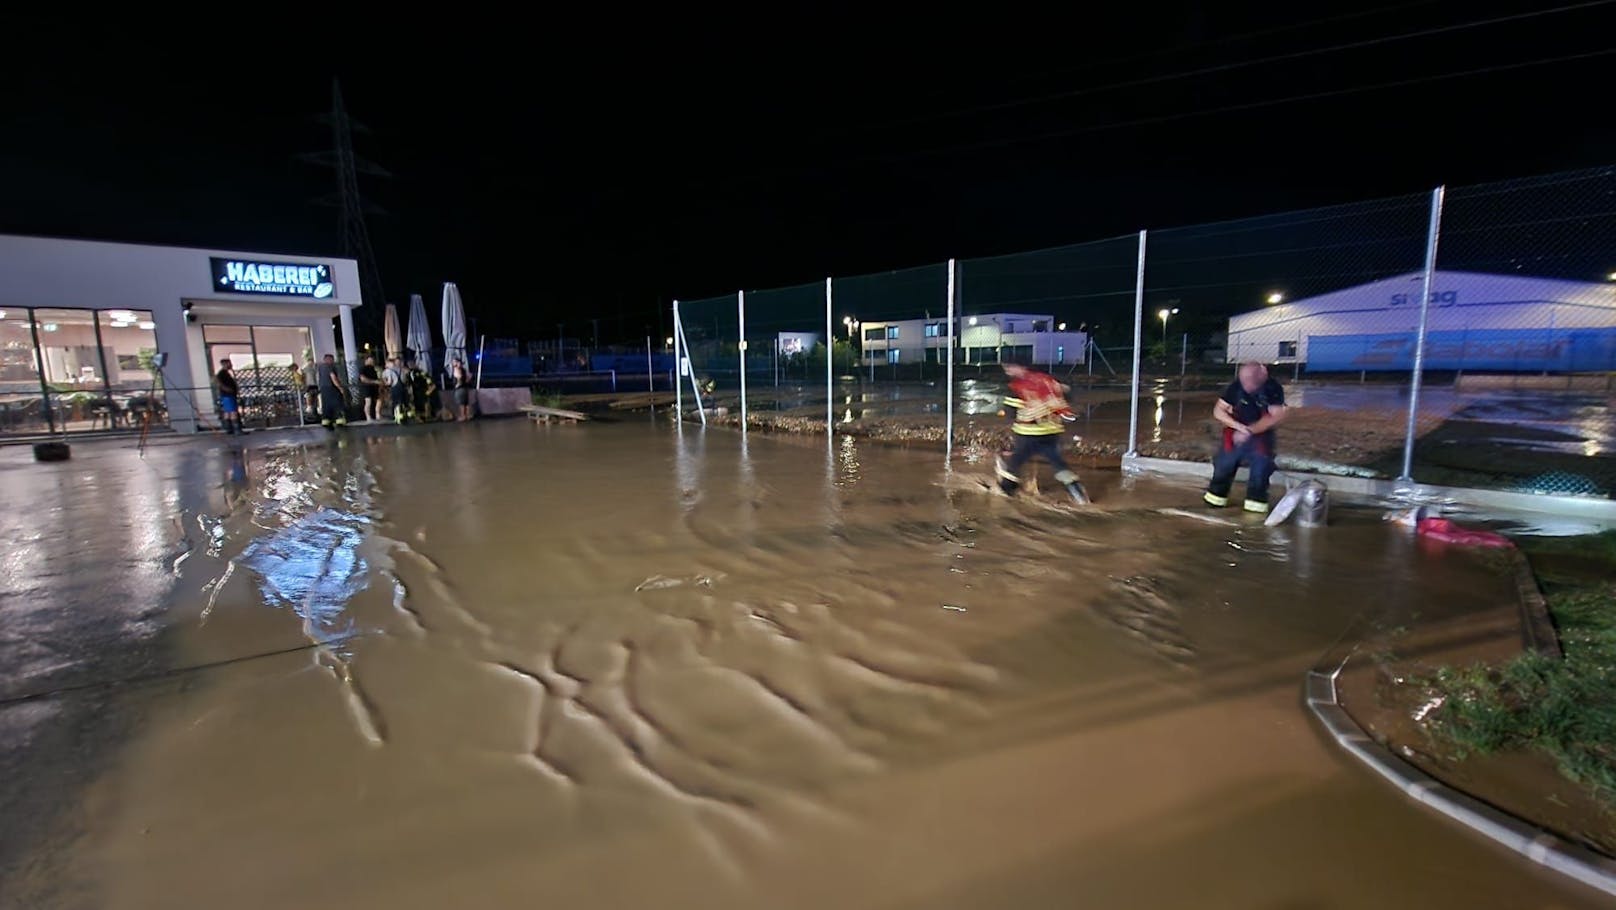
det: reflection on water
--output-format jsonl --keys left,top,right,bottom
{"left": 1, "top": 423, "right": 1607, "bottom": 909}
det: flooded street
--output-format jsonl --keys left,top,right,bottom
{"left": 1, "top": 420, "right": 1606, "bottom": 908}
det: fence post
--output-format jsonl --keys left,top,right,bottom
{"left": 1126, "top": 229, "right": 1147, "bottom": 458}
{"left": 646, "top": 336, "right": 653, "bottom": 393}
{"left": 737, "top": 290, "right": 747, "bottom": 431}
{"left": 674, "top": 303, "right": 706, "bottom": 426}
{"left": 825, "top": 277, "right": 833, "bottom": 439}
{"left": 946, "top": 258, "right": 956, "bottom": 463}
{"left": 1398, "top": 185, "right": 1446, "bottom": 485}
{"left": 673, "top": 300, "right": 682, "bottom": 422}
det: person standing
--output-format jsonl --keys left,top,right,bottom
{"left": 995, "top": 359, "right": 1088, "bottom": 505}
{"left": 358, "top": 355, "right": 382, "bottom": 422}
{"left": 384, "top": 357, "right": 408, "bottom": 424}
{"left": 302, "top": 354, "right": 319, "bottom": 416}
{"left": 1204, "top": 361, "right": 1288, "bottom": 513}
{"left": 447, "top": 359, "right": 474, "bottom": 422}
{"left": 215, "top": 358, "right": 246, "bottom": 436}
{"left": 406, "top": 359, "right": 432, "bottom": 422}
{"left": 317, "top": 353, "right": 349, "bottom": 429}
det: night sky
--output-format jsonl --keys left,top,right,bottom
{"left": 3, "top": 2, "right": 1613, "bottom": 344}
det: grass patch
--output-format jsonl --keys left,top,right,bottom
{"left": 1423, "top": 533, "right": 1616, "bottom": 806}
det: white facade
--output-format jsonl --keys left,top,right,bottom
{"left": 0, "top": 234, "right": 363, "bottom": 432}
{"left": 856, "top": 312, "right": 1088, "bottom": 366}
{"left": 859, "top": 317, "right": 951, "bottom": 364}
{"left": 960, "top": 313, "right": 1088, "bottom": 365}
{"left": 1227, "top": 271, "right": 1616, "bottom": 370}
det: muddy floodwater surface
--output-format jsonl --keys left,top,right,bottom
{"left": 0, "top": 421, "right": 1607, "bottom": 908}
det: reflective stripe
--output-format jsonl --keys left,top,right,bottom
{"left": 1243, "top": 499, "right": 1270, "bottom": 513}
{"left": 1002, "top": 397, "right": 1025, "bottom": 408}
{"left": 1204, "top": 492, "right": 1229, "bottom": 507}
{"left": 1011, "top": 424, "right": 1064, "bottom": 436}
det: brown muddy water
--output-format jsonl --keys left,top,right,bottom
{"left": 0, "top": 420, "right": 1606, "bottom": 909}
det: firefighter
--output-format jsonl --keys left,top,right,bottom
{"left": 1204, "top": 361, "right": 1288, "bottom": 513}
{"left": 317, "top": 353, "right": 349, "bottom": 429}
{"left": 995, "top": 358, "right": 1088, "bottom": 505}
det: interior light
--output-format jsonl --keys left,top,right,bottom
{"left": 138, "top": 321, "right": 156, "bottom": 330}
{"left": 43, "top": 323, "right": 59, "bottom": 332}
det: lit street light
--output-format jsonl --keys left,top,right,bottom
{"left": 664, "top": 336, "right": 674, "bottom": 352}
{"left": 1266, "top": 291, "right": 1284, "bottom": 305}
{"left": 842, "top": 315, "right": 859, "bottom": 340}
{"left": 1057, "top": 322, "right": 1067, "bottom": 331}
{"left": 1158, "top": 307, "right": 1180, "bottom": 348}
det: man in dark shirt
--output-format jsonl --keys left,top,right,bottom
{"left": 215, "top": 358, "right": 245, "bottom": 436}
{"left": 1204, "top": 361, "right": 1288, "bottom": 513}
{"left": 358, "top": 355, "right": 382, "bottom": 422}
{"left": 317, "top": 353, "right": 349, "bottom": 429}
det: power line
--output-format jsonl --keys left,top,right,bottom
{"left": 866, "top": 46, "right": 1616, "bottom": 165}
{"left": 874, "top": 0, "right": 1615, "bottom": 130}
{"left": 871, "top": 1, "right": 1446, "bottom": 131}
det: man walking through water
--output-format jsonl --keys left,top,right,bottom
{"left": 996, "top": 358, "right": 1089, "bottom": 505}
{"left": 317, "top": 353, "right": 349, "bottom": 430}
{"left": 1205, "top": 361, "right": 1288, "bottom": 513}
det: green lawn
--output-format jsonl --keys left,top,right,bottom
{"left": 1425, "top": 531, "right": 1616, "bottom": 804}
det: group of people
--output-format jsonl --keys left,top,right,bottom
{"left": 994, "top": 358, "right": 1287, "bottom": 512}
{"left": 217, "top": 354, "right": 477, "bottom": 434}
{"left": 369, "top": 355, "right": 475, "bottom": 425}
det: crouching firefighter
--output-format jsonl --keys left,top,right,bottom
{"left": 317, "top": 353, "right": 349, "bottom": 429}
{"left": 1205, "top": 361, "right": 1287, "bottom": 513}
{"left": 995, "top": 358, "right": 1089, "bottom": 505}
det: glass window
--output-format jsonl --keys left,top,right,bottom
{"left": 35, "top": 309, "right": 105, "bottom": 389}
{"left": 863, "top": 326, "right": 883, "bottom": 342}
{"left": 1279, "top": 340, "right": 1298, "bottom": 358}
{"left": 0, "top": 309, "right": 50, "bottom": 434}
{"left": 1033, "top": 320, "right": 1049, "bottom": 332}
{"left": 886, "top": 349, "right": 900, "bottom": 364}
{"left": 98, "top": 310, "right": 162, "bottom": 430}
{"left": 924, "top": 323, "right": 941, "bottom": 338}
{"left": 886, "top": 326, "right": 899, "bottom": 340}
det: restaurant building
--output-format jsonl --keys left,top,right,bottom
{"left": 0, "top": 235, "right": 362, "bottom": 436}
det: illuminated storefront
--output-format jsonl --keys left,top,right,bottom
{"left": 0, "top": 235, "right": 362, "bottom": 435}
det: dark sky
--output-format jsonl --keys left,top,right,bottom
{"left": 3, "top": 2, "right": 1614, "bottom": 343}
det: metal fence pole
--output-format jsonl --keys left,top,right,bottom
{"left": 737, "top": 290, "right": 747, "bottom": 430}
{"left": 646, "top": 336, "right": 653, "bottom": 393}
{"left": 673, "top": 300, "right": 682, "bottom": 422}
{"left": 825, "top": 277, "right": 833, "bottom": 439}
{"left": 946, "top": 258, "right": 956, "bottom": 463}
{"left": 675, "top": 304, "right": 706, "bottom": 426}
{"left": 1398, "top": 185, "right": 1446, "bottom": 484}
{"left": 1126, "top": 229, "right": 1147, "bottom": 458}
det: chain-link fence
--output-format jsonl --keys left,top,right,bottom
{"left": 671, "top": 164, "right": 1615, "bottom": 502}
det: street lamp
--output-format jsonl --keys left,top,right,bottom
{"left": 1057, "top": 322, "right": 1067, "bottom": 331}
{"left": 664, "top": 336, "right": 674, "bottom": 352}
{"left": 1158, "top": 307, "right": 1180, "bottom": 348}
{"left": 842, "top": 316, "right": 859, "bottom": 340}
{"left": 1266, "top": 291, "right": 1284, "bottom": 305}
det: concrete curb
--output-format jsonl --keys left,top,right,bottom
{"left": 1122, "top": 454, "right": 1616, "bottom": 520}
{"left": 1509, "top": 548, "right": 1564, "bottom": 659}
{"left": 1305, "top": 663, "right": 1616, "bottom": 897}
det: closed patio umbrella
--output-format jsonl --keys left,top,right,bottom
{"left": 384, "top": 303, "right": 403, "bottom": 362}
{"left": 441, "top": 282, "right": 467, "bottom": 378}
{"left": 406, "top": 293, "right": 432, "bottom": 376}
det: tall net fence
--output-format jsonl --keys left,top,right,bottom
{"left": 1414, "top": 167, "right": 1616, "bottom": 496}
{"left": 672, "top": 164, "right": 1616, "bottom": 502}
{"left": 1139, "top": 194, "right": 1433, "bottom": 471}
{"left": 956, "top": 236, "right": 1141, "bottom": 451}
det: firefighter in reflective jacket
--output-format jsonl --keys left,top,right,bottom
{"left": 995, "top": 359, "right": 1089, "bottom": 505}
